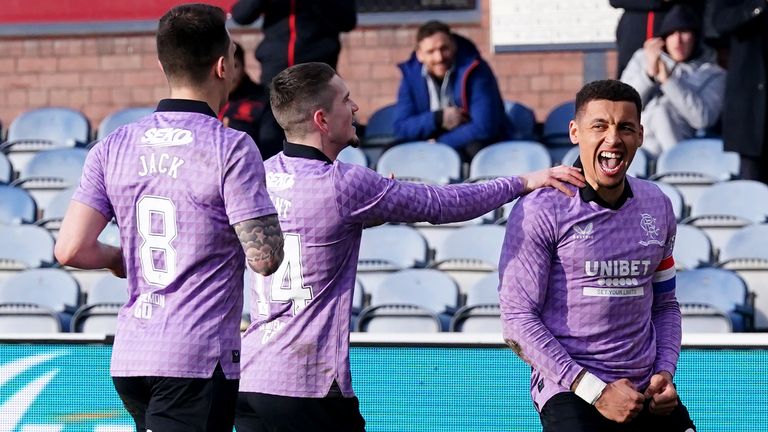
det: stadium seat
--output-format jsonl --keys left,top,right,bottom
{"left": 350, "top": 278, "right": 366, "bottom": 332}
{"left": 0, "top": 223, "right": 55, "bottom": 269}
{"left": 0, "top": 268, "right": 81, "bottom": 331}
{"left": 683, "top": 180, "right": 768, "bottom": 255}
{"left": 2, "top": 107, "right": 91, "bottom": 176}
{"left": 431, "top": 225, "right": 505, "bottom": 294}
{"left": 337, "top": 146, "right": 368, "bottom": 167}
{"left": 355, "top": 304, "right": 442, "bottom": 333}
{"left": 97, "top": 106, "right": 154, "bottom": 140}
{"left": 676, "top": 268, "right": 753, "bottom": 331}
{"left": 376, "top": 142, "right": 462, "bottom": 184}
{"left": 0, "top": 152, "right": 12, "bottom": 184}
{"left": 542, "top": 101, "right": 575, "bottom": 164}
{"left": 561, "top": 146, "right": 649, "bottom": 179}
{"left": 0, "top": 185, "right": 37, "bottom": 224}
{"left": 71, "top": 303, "right": 122, "bottom": 334}
{"left": 717, "top": 224, "right": 768, "bottom": 330}
{"left": 357, "top": 225, "right": 428, "bottom": 297}
{"left": 449, "top": 272, "right": 502, "bottom": 333}
{"left": 11, "top": 147, "right": 88, "bottom": 215}
{"left": 35, "top": 186, "right": 76, "bottom": 237}
{"left": 673, "top": 225, "right": 713, "bottom": 270}
{"left": 654, "top": 181, "right": 685, "bottom": 221}
{"left": 362, "top": 104, "right": 397, "bottom": 166}
{"left": 468, "top": 141, "right": 551, "bottom": 182}
{"left": 86, "top": 273, "right": 128, "bottom": 305}
{"left": 366, "top": 269, "right": 460, "bottom": 331}
{"left": 64, "top": 223, "right": 121, "bottom": 295}
{"left": 504, "top": 100, "right": 537, "bottom": 140}
{"left": 0, "top": 303, "right": 61, "bottom": 333}
{"left": 680, "top": 303, "right": 733, "bottom": 333}
{"left": 651, "top": 138, "right": 740, "bottom": 208}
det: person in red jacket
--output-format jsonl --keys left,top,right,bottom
{"left": 230, "top": 0, "right": 357, "bottom": 85}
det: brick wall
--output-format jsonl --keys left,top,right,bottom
{"left": 0, "top": 0, "right": 616, "bottom": 134}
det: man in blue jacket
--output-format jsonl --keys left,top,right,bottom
{"left": 393, "top": 21, "right": 512, "bottom": 161}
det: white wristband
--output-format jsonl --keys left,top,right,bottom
{"left": 574, "top": 372, "right": 607, "bottom": 405}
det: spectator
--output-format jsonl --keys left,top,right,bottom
{"left": 393, "top": 20, "right": 512, "bottom": 161}
{"left": 230, "top": 0, "right": 357, "bottom": 85}
{"left": 712, "top": 0, "right": 768, "bottom": 183}
{"left": 219, "top": 42, "right": 284, "bottom": 160}
{"left": 621, "top": 4, "right": 725, "bottom": 157}
{"left": 610, "top": 0, "right": 704, "bottom": 78}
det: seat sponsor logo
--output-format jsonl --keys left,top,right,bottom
{"left": 140, "top": 128, "right": 193, "bottom": 147}
{"left": 639, "top": 213, "right": 665, "bottom": 246}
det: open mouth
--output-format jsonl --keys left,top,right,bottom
{"left": 597, "top": 150, "right": 624, "bottom": 176}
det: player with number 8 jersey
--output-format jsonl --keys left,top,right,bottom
{"left": 235, "top": 63, "right": 586, "bottom": 431}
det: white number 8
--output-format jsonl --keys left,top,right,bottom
{"left": 136, "top": 195, "right": 178, "bottom": 287}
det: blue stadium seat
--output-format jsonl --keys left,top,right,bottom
{"left": 449, "top": 272, "right": 502, "bottom": 332}
{"left": 542, "top": 101, "right": 575, "bottom": 146}
{"left": 86, "top": 274, "right": 128, "bottom": 305}
{"left": 680, "top": 303, "right": 733, "bottom": 333}
{"left": 363, "top": 104, "right": 397, "bottom": 147}
{"left": 0, "top": 224, "right": 55, "bottom": 268}
{"left": 676, "top": 268, "right": 753, "bottom": 331}
{"left": 71, "top": 303, "right": 121, "bottom": 333}
{"left": 350, "top": 278, "right": 366, "bottom": 332}
{"left": 97, "top": 106, "right": 154, "bottom": 140}
{"left": 0, "top": 268, "right": 81, "bottom": 331}
{"left": 376, "top": 141, "right": 461, "bottom": 184}
{"left": 683, "top": 180, "right": 768, "bottom": 255}
{"left": 468, "top": 141, "right": 551, "bottom": 182}
{"left": 654, "top": 181, "right": 685, "bottom": 221}
{"left": 337, "top": 146, "right": 368, "bottom": 167}
{"left": 673, "top": 224, "right": 713, "bottom": 270}
{"left": 0, "top": 303, "right": 61, "bottom": 333}
{"left": 35, "top": 186, "right": 76, "bottom": 234}
{"left": 651, "top": 138, "right": 740, "bottom": 208}
{"left": 717, "top": 224, "right": 768, "bottom": 330}
{"left": 561, "top": 146, "right": 649, "bottom": 179}
{"left": 0, "top": 185, "right": 37, "bottom": 224}
{"left": 0, "top": 152, "right": 12, "bottom": 184}
{"left": 11, "top": 147, "right": 88, "bottom": 215}
{"left": 358, "top": 225, "right": 428, "bottom": 298}
{"left": 2, "top": 107, "right": 91, "bottom": 176}
{"left": 504, "top": 100, "right": 537, "bottom": 140}
{"left": 431, "top": 225, "right": 505, "bottom": 294}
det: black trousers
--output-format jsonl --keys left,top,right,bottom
{"left": 540, "top": 392, "right": 696, "bottom": 432}
{"left": 112, "top": 363, "right": 238, "bottom": 432}
{"left": 235, "top": 391, "right": 366, "bottom": 432}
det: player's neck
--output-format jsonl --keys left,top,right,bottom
{"left": 168, "top": 87, "right": 223, "bottom": 115}
{"left": 287, "top": 134, "right": 340, "bottom": 162}
{"left": 589, "top": 177, "right": 626, "bottom": 206}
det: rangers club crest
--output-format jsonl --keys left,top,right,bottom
{"left": 639, "top": 213, "right": 664, "bottom": 246}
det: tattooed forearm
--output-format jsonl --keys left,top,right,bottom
{"left": 505, "top": 338, "right": 532, "bottom": 365}
{"left": 234, "top": 214, "right": 285, "bottom": 276}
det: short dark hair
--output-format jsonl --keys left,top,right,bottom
{"left": 575, "top": 80, "right": 642, "bottom": 121}
{"left": 269, "top": 62, "right": 338, "bottom": 137}
{"left": 416, "top": 20, "right": 452, "bottom": 43}
{"left": 157, "top": 3, "right": 230, "bottom": 85}
{"left": 234, "top": 41, "right": 245, "bottom": 65}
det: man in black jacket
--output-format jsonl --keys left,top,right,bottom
{"left": 231, "top": 0, "right": 357, "bottom": 84}
{"left": 712, "top": 0, "right": 768, "bottom": 183}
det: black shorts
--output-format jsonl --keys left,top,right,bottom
{"left": 112, "top": 363, "right": 238, "bottom": 432}
{"left": 235, "top": 391, "right": 366, "bottom": 432}
{"left": 540, "top": 392, "right": 696, "bottom": 432}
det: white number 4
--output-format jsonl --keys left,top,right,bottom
{"left": 261, "top": 233, "right": 313, "bottom": 315}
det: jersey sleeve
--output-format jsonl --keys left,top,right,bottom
{"left": 222, "top": 133, "right": 277, "bottom": 225}
{"left": 71, "top": 141, "right": 115, "bottom": 221}
{"left": 498, "top": 193, "right": 584, "bottom": 390}
{"left": 332, "top": 162, "right": 524, "bottom": 225}
{"left": 651, "top": 196, "right": 681, "bottom": 376}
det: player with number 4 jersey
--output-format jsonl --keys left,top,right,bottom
{"left": 235, "top": 62, "right": 586, "bottom": 432}
{"left": 55, "top": 5, "right": 284, "bottom": 432}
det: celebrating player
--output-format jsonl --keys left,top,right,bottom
{"left": 498, "top": 80, "right": 695, "bottom": 431}
{"left": 54, "top": 4, "right": 284, "bottom": 431}
{"left": 234, "top": 62, "right": 585, "bottom": 432}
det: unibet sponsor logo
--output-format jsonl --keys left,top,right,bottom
{"left": 583, "top": 259, "right": 651, "bottom": 296}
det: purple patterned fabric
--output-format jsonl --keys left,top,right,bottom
{"left": 498, "top": 177, "right": 680, "bottom": 411}
{"left": 240, "top": 151, "right": 524, "bottom": 397}
{"left": 73, "top": 105, "right": 275, "bottom": 379}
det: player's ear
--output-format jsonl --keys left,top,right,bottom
{"left": 569, "top": 119, "right": 579, "bottom": 145}
{"left": 312, "top": 109, "right": 330, "bottom": 134}
{"left": 214, "top": 56, "right": 226, "bottom": 80}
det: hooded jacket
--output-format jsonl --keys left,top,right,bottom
{"left": 393, "top": 34, "right": 512, "bottom": 151}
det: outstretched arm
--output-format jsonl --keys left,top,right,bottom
{"left": 234, "top": 214, "right": 284, "bottom": 276}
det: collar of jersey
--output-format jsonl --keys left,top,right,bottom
{"left": 155, "top": 99, "right": 217, "bottom": 118}
{"left": 283, "top": 142, "right": 333, "bottom": 164}
{"left": 573, "top": 156, "right": 633, "bottom": 210}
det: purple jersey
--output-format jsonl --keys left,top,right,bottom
{"left": 498, "top": 176, "right": 680, "bottom": 411}
{"left": 73, "top": 100, "right": 276, "bottom": 379}
{"left": 239, "top": 144, "right": 524, "bottom": 397}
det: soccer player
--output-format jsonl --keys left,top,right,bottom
{"left": 54, "top": 4, "right": 284, "bottom": 431}
{"left": 234, "top": 62, "right": 585, "bottom": 432}
{"left": 498, "top": 80, "right": 696, "bottom": 431}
